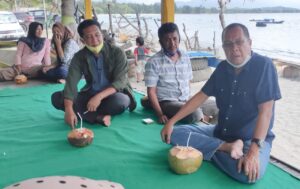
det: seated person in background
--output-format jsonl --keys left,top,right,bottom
{"left": 134, "top": 36, "right": 149, "bottom": 82}
{"left": 51, "top": 19, "right": 136, "bottom": 128}
{"left": 161, "top": 23, "right": 281, "bottom": 183}
{"left": 142, "top": 22, "right": 205, "bottom": 124}
{"left": 42, "top": 23, "right": 80, "bottom": 83}
{"left": 0, "top": 22, "right": 50, "bottom": 81}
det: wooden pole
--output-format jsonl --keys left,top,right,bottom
{"left": 107, "top": 3, "right": 114, "bottom": 37}
{"left": 42, "top": 0, "right": 48, "bottom": 38}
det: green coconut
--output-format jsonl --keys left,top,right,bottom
{"left": 168, "top": 146, "right": 203, "bottom": 174}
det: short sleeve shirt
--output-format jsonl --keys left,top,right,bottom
{"left": 201, "top": 52, "right": 281, "bottom": 143}
{"left": 144, "top": 50, "right": 193, "bottom": 102}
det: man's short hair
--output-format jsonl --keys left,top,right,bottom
{"left": 158, "top": 22, "right": 180, "bottom": 41}
{"left": 222, "top": 23, "right": 250, "bottom": 41}
{"left": 77, "top": 19, "right": 101, "bottom": 38}
{"left": 136, "top": 36, "right": 144, "bottom": 46}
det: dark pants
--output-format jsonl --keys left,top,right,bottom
{"left": 51, "top": 91, "right": 130, "bottom": 124}
{"left": 141, "top": 97, "right": 203, "bottom": 124}
{"left": 45, "top": 65, "right": 68, "bottom": 82}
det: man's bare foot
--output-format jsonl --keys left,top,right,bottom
{"left": 57, "top": 79, "right": 66, "bottom": 84}
{"left": 230, "top": 139, "right": 244, "bottom": 159}
{"left": 102, "top": 115, "right": 111, "bottom": 127}
{"left": 96, "top": 115, "right": 111, "bottom": 127}
{"left": 219, "top": 139, "right": 244, "bottom": 159}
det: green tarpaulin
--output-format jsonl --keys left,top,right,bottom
{"left": 0, "top": 83, "right": 299, "bottom": 188}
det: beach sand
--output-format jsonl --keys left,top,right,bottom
{"left": 272, "top": 77, "right": 300, "bottom": 170}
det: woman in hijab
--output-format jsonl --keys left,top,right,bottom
{"left": 42, "top": 22, "right": 80, "bottom": 83}
{"left": 0, "top": 22, "right": 51, "bottom": 81}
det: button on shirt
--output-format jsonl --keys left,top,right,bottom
{"left": 201, "top": 52, "right": 281, "bottom": 143}
{"left": 89, "top": 54, "right": 110, "bottom": 95}
{"left": 144, "top": 50, "right": 192, "bottom": 102}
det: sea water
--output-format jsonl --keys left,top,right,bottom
{"left": 98, "top": 13, "right": 300, "bottom": 64}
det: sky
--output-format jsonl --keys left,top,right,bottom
{"left": 115, "top": 0, "right": 300, "bottom": 9}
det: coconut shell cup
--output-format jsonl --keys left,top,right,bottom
{"left": 168, "top": 146, "right": 203, "bottom": 174}
{"left": 67, "top": 128, "right": 94, "bottom": 147}
{"left": 14, "top": 74, "right": 27, "bottom": 84}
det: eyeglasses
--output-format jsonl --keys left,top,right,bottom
{"left": 222, "top": 39, "right": 248, "bottom": 49}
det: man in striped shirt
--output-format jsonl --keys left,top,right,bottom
{"left": 143, "top": 22, "right": 204, "bottom": 124}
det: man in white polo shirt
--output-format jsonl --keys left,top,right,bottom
{"left": 143, "top": 22, "right": 204, "bottom": 124}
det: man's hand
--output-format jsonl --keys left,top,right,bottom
{"left": 64, "top": 109, "right": 77, "bottom": 129}
{"left": 238, "top": 145, "right": 260, "bottom": 183}
{"left": 87, "top": 94, "right": 102, "bottom": 112}
{"left": 160, "top": 121, "right": 174, "bottom": 144}
{"left": 158, "top": 114, "right": 168, "bottom": 124}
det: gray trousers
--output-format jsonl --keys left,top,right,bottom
{"left": 51, "top": 91, "right": 130, "bottom": 124}
{"left": 141, "top": 98, "right": 203, "bottom": 124}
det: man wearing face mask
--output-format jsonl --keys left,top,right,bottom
{"left": 161, "top": 23, "right": 281, "bottom": 183}
{"left": 51, "top": 19, "right": 136, "bottom": 128}
{"left": 143, "top": 22, "right": 205, "bottom": 124}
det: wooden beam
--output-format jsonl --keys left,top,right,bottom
{"left": 85, "top": 0, "right": 93, "bottom": 19}
{"left": 161, "top": 0, "right": 174, "bottom": 24}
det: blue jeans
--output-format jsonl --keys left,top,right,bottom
{"left": 170, "top": 124, "right": 271, "bottom": 183}
{"left": 45, "top": 65, "right": 68, "bottom": 81}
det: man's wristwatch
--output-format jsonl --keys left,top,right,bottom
{"left": 251, "top": 138, "right": 264, "bottom": 148}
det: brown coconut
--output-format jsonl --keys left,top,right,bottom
{"left": 14, "top": 74, "right": 27, "bottom": 84}
{"left": 67, "top": 128, "right": 94, "bottom": 147}
{"left": 168, "top": 146, "right": 203, "bottom": 174}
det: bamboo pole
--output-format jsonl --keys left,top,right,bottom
{"left": 85, "top": 0, "right": 93, "bottom": 19}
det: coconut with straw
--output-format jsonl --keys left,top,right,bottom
{"left": 67, "top": 112, "right": 94, "bottom": 147}
{"left": 168, "top": 132, "right": 203, "bottom": 174}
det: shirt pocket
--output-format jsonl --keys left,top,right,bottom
{"left": 236, "top": 88, "right": 255, "bottom": 113}
{"left": 215, "top": 87, "right": 228, "bottom": 108}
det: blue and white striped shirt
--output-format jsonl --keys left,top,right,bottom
{"left": 144, "top": 50, "right": 192, "bottom": 102}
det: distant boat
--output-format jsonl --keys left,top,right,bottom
{"left": 256, "top": 22, "right": 267, "bottom": 27}
{"left": 250, "top": 18, "right": 284, "bottom": 24}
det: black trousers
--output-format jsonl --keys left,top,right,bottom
{"left": 141, "top": 97, "right": 203, "bottom": 124}
{"left": 51, "top": 91, "right": 130, "bottom": 124}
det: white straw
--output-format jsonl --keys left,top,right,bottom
{"left": 83, "top": 110, "right": 89, "bottom": 114}
{"left": 186, "top": 132, "right": 192, "bottom": 147}
{"left": 77, "top": 112, "right": 83, "bottom": 130}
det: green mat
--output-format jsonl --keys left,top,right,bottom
{"left": 0, "top": 83, "right": 299, "bottom": 189}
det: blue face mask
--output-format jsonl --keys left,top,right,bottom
{"left": 163, "top": 48, "right": 179, "bottom": 57}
